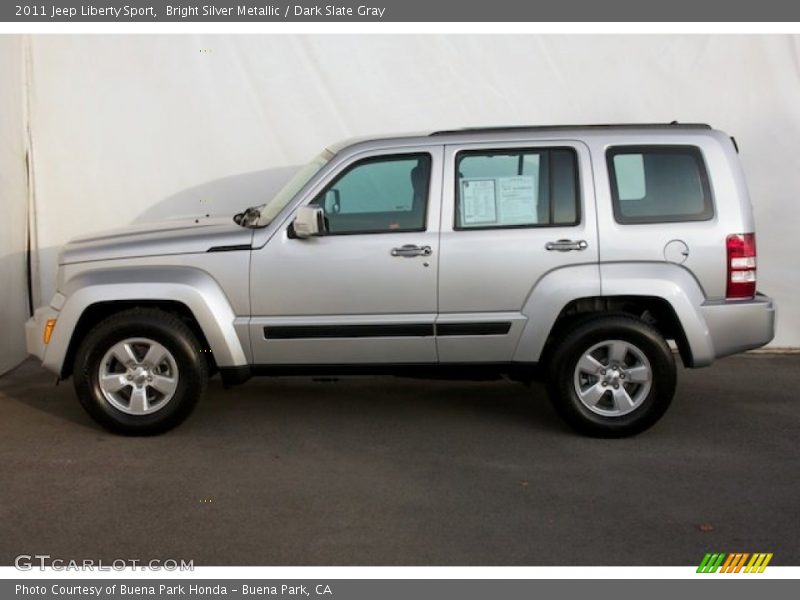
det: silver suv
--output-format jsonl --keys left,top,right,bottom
{"left": 25, "top": 124, "right": 775, "bottom": 436}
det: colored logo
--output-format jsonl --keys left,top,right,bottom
{"left": 697, "top": 553, "right": 773, "bottom": 573}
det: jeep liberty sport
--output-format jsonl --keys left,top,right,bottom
{"left": 26, "top": 124, "right": 776, "bottom": 436}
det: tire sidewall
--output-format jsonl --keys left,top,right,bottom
{"left": 74, "top": 313, "right": 205, "bottom": 435}
{"left": 550, "top": 317, "right": 676, "bottom": 437}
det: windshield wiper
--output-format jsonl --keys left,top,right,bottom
{"left": 233, "top": 206, "right": 261, "bottom": 228}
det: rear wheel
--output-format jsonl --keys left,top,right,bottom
{"left": 73, "top": 308, "right": 208, "bottom": 435}
{"left": 547, "top": 315, "right": 676, "bottom": 437}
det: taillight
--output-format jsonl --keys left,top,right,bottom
{"left": 726, "top": 233, "right": 756, "bottom": 299}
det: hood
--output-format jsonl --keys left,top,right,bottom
{"left": 59, "top": 216, "right": 254, "bottom": 265}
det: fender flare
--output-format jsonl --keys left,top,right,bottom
{"left": 512, "top": 262, "right": 715, "bottom": 367}
{"left": 598, "top": 263, "right": 714, "bottom": 367}
{"left": 43, "top": 266, "right": 249, "bottom": 374}
{"left": 513, "top": 264, "right": 601, "bottom": 363}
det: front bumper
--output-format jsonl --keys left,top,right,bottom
{"left": 700, "top": 293, "right": 776, "bottom": 360}
{"left": 25, "top": 305, "right": 60, "bottom": 363}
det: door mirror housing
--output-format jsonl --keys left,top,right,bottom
{"left": 291, "top": 206, "right": 326, "bottom": 239}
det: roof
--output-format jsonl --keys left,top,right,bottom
{"left": 428, "top": 123, "right": 712, "bottom": 136}
{"left": 326, "top": 122, "right": 719, "bottom": 155}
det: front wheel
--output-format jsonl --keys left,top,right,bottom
{"left": 73, "top": 308, "right": 208, "bottom": 435}
{"left": 547, "top": 315, "right": 677, "bottom": 437}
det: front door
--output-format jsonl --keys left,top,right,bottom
{"left": 249, "top": 146, "right": 443, "bottom": 365}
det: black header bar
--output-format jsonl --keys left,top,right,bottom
{"left": 4, "top": 0, "right": 800, "bottom": 22}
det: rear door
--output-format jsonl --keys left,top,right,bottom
{"left": 437, "top": 140, "right": 598, "bottom": 362}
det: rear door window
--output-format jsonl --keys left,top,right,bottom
{"left": 455, "top": 148, "right": 580, "bottom": 229}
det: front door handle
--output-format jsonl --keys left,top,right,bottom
{"left": 545, "top": 239, "right": 588, "bottom": 252}
{"left": 391, "top": 244, "right": 432, "bottom": 258}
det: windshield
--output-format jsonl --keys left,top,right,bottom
{"left": 238, "top": 151, "right": 331, "bottom": 228}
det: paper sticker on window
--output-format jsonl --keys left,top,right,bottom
{"left": 497, "top": 176, "right": 537, "bottom": 225}
{"left": 461, "top": 179, "right": 497, "bottom": 225}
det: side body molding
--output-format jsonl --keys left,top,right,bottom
{"left": 44, "top": 266, "right": 249, "bottom": 374}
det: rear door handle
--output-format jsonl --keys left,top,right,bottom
{"left": 545, "top": 239, "right": 588, "bottom": 252}
{"left": 391, "top": 244, "right": 432, "bottom": 257}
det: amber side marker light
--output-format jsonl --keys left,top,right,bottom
{"left": 43, "top": 319, "right": 57, "bottom": 345}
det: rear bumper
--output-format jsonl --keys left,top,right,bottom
{"left": 700, "top": 293, "right": 776, "bottom": 361}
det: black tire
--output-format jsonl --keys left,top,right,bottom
{"left": 73, "top": 308, "right": 208, "bottom": 435}
{"left": 546, "top": 314, "right": 676, "bottom": 437}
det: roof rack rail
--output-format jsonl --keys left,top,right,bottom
{"left": 429, "top": 123, "right": 712, "bottom": 136}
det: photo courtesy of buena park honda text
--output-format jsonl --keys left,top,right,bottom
{"left": 0, "top": 1, "right": 798, "bottom": 598}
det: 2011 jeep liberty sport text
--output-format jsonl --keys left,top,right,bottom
{"left": 26, "top": 124, "right": 775, "bottom": 437}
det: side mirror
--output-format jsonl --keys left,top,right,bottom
{"left": 291, "top": 206, "right": 326, "bottom": 239}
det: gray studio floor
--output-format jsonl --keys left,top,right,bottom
{"left": 0, "top": 354, "right": 798, "bottom": 566}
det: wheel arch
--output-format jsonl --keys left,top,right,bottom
{"left": 536, "top": 296, "right": 694, "bottom": 368}
{"left": 60, "top": 299, "right": 215, "bottom": 380}
{"left": 44, "top": 266, "right": 249, "bottom": 378}
{"left": 513, "top": 262, "right": 715, "bottom": 368}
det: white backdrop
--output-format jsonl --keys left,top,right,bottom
{"left": 2, "top": 34, "right": 799, "bottom": 374}
{"left": 0, "top": 36, "right": 29, "bottom": 375}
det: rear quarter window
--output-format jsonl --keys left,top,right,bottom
{"left": 607, "top": 146, "right": 714, "bottom": 224}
